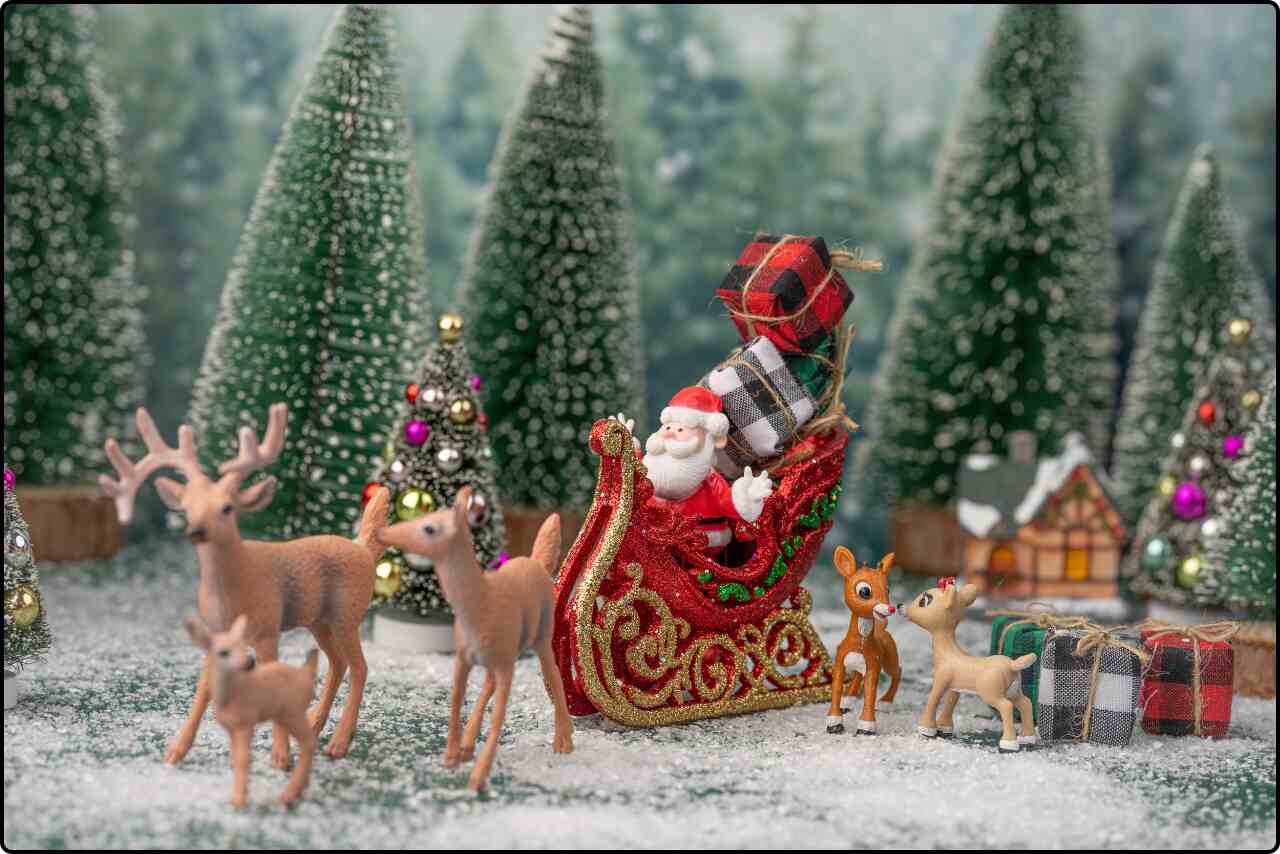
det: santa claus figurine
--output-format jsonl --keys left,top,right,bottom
{"left": 616, "top": 387, "right": 773, "bottom": 551}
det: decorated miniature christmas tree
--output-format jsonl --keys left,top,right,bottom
{"left": 4, "top": 466, "right": 53, "bottom": 691}
{"left": 1112, "top": 147, "right": 1275, "bottom": 523}
{"left": 3, "top": 4, "right": 147, "bottom": 483}
{"left": 1204, "top": 373, "right": 1276, "bottom": 618}
{"left": 460, "top": 5, "right": 644, "bottom": 511}
{"left": 1125, "top": 320, "right": 1273, "bottom": 608}
{"left": 366, "top": 314, "right": 507, "bottom": 621}
{"left": 854, "top": 4, "right": 1120, "bottom": 511}
{"left": 189, "top": 4, "right": 430, "bottom": 540}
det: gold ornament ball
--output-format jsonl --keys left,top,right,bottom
{"left": 438, "top": 313, "right": 465, "bottom": 342}
{"left": 5, "top": 584, "right": 41, "bottom": 628}
{"left": 1242, "top": 389, "right": 1262, "bottom": 410}
{"left": 1226, "top": 317, "right": 1252, "bottom": 345}
{"left": 448, "top": 398, "right": 476, "bottom": 425}
{"left": 396, "top": 488, "right": 436, "bottom": 521}
{"left": 374, "top": 556, "right": 403, "bottom": 598}
{"left": 1157, "top": 475, "right": 1177, "bottom": 497}
{"left": 1176, "top": 555, "right": 1203, "bottom": 588}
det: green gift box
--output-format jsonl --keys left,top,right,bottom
{"left": 782, "top": 334, "right": 836, "bottom": 400}
{"left": 989, "top": 616, "right": 1053, "bottom": 721}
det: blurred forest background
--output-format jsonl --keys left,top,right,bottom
{"left": 91, "top": 3, "right": 1275, "bottom": 515}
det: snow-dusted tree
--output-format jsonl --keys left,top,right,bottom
{"left": 4, "top": 468, "right": 52, "bottom": 674}
{"left": 461, "top": 5, "right": 644, "bottom": 510}
{"left": 1125, "top": 323, "right": 1272, "bottom": 609}
{"left": 854, "top": 4, "right": 1119, "bottom": 507}
{"left": 3, "top": 4, "right": 147, "bottom": 483}
{"left": 1112, "top": 147, "right": 1275, "bottom": 523}
{"left": 190, "top": 4, "right": 430, "bottom": 540}
{"left": 366, "top": 314, "right": 507, "bottom": 619}
{"left": 1206, "top": 373, "right": 1276, "bottom": 618}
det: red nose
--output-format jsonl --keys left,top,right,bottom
{"left": 887, "top": 605, "right": 896, "bottom": 614}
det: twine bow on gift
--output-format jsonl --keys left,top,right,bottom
{"left": 987, "top": 603, "right": 1100, "bottom": 653}
{"left": 1065, "top": 626, "right": 1150, "bottom": 743}
{"left": 1134, "top": 618, "right": 1240, "bottom": 737}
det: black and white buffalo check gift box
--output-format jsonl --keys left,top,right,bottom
{"left": 1037, "top": 629, "right": 1144, "bottom": 746}
{"left": 701, "top": 336, "right": 816, "bottom": 473}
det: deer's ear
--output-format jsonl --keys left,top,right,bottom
{"left": 958, "top": 583, "right": 979, "bottom": 608}
{"left": 833, "top": 546, "right": 856, "bottom": 578}
{"left": 942, "top": 584, "right": 958, "bottom": 607}
{"left": 155, "top": 477, "right": 187, "bottom": 510}
{"left": 454, "top": 486, "right": 473, "bottom": 529}
{"left": 236, "top": 476, "right": 277, "bottom": 513}
{"left": 229, "top": 614, "right": 249, "bottom": 641}
{"left": 880, "top": 552, "right": 896, "bottom": 573}
{"left": 184, "top": 614, "right": 211, "bottom": 650}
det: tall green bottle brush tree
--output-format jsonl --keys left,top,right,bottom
{"left": 4, "top": 466, "right": 53, "bottom": 691}
{"left": 3, "top": 4, "right": 147, "bottom": 483}
{"left": 189, "top": 4, "right": 431, "bottom": 540}
{"left": 855, "top": 5, "right": 1120, "bottom": 519}
{"left": 462, "top": 5, "right": 644, "bottom": 511}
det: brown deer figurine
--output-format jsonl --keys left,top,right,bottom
{"left": 101, "top": 404, "right": 390, "bottom": 766}
{"left": 379, "top": 486, "right": 573, "bottom": 792}
{"left": 185, "top": 614, "right": 319, "bottom": 808}
{"left": 898, "top": 580, "right": 1038, "bottom": 753}
{"left": 826, "top": 548, "right": 901, "bottom": 735}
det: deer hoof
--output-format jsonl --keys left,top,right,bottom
{"left": 443, "top": 751, "right": 462, "bottom": 769}
{"left": 325, "top": 740, "right": 349, "bottom": 760}
{"left": 1018, "top": 734, "right": 1039, "bottom": 748}
{"left": 467, "top": 770, "right": 489, "bottom": 793}
{"left": 936, "top": 725, "right": 955, "bottom": 739}
{"left": 163, "top": 745, "right": 189, "bottom": 765}
{"left": 825, "top": 715, "right": 845, "bottom": 734}
{"left": 917, "top": 726, "right": 938, "bottom": 739}
{"left": 855, "top": 720, "right": 877, "bottom": 735}
{"left": 998, "top": 739, "right": 1021, "bottom": 753}
{"left": 554, "top": 734, "right": 574, "bottom": 754}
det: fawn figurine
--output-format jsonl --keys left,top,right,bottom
{"left": 826, "top": 548, "right": 901, "bottom": 735}
{"left": 379, "top": 486, "right": 574, "bottom": 792}
{"left": 899, "top": 580, "right": 1038, "bottom": 753}
{"left": 185, "top": 614, "right": 319, "bottom": 808}
{"left": 101, "top": 404, "right": 389, "bottom": 766}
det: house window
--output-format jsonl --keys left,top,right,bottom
{"left": 1065, "top": 547, "right": 1089, "bottom": 581}
{"left": 989, "top": 543, "right": 1016, "bottom": 576}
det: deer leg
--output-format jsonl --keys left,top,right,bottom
{"left": 880, "top": 634, "right": 902, "bottom": 704}
{"left": 827, "top": 639, "right": 850, "bottom": 731}
{"left": 918, "top": 681, "right": 947, "bottom": 736}
{"left": 229, "top": 727, "right": 252, "bottom": 809}
{"left": 537, "top": 641, "right": 574, "bottom": 754}
{"left": 991, "top": 696, "right": 1019, "bottom": 752}
{"left": 460, "top": 670, "right": 495, "bottom": 762}
{"left": 443, "top": 656, "right": 471, "bottom": 769}
{"left": 1014, "top": 691, "right": 1037, "bottom": 746}
{"left": 325, "top": 624, "right": 367, "bottom": 759}
{"left": 936, "top": 690, "right": 961, "bottom": 736}
{"left": 857, "top": 659, "right": 881, "bottom": 733}
{"left": 307, "top": 624, "right": 346, "bottom": 735}
{"left": 165, "top": 661, "right": 211, "bottom": 765}
{"left": 255, "top": 636, "right": 292, "bottom": 770}
{"left": 469, "top": 668, "right": 512, "bottom": 793}
{"left": 280, "top": 712, "right": 316, "bottom": 805}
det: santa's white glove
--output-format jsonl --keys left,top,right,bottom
{"left": 731, "top": 466, "right": 773, "bottom": 524}
{"left": 608, "top": 412, "right": 641, "bottom": 453}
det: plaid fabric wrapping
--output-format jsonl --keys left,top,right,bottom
{"left": 701, "top": 336, "right": 816, "bottom": 470}
{"left": 782, "top": 334, "right": 836, "bottom": 400}
{"left": 717, "top": 234, "right": 853, "bottom": 354}
{"left": 989, "top": 617, "right": 1051, "bottom": 721}
{"left": 1140, "top": 632, "right": 1234, "bottom": 737}
{"left": 1037, "top": 630, "right": 1142, "bottom": 746}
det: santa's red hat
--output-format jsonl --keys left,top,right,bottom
{"left": 661, "top": 386, "right": 730, "bottom": 437}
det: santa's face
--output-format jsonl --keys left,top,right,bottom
{"left": 643, "top": 423, "right": 717, "bottom": 501}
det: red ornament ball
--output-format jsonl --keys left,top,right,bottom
{"left": 1196, "top": 400, "right": 1217, "bottom": 425}
{"left": 361, "top": 482, "right": 382, "bottom": 505}
{"left": 477, "top": 413, "right": 488, "bottom": 431}
{"left": 405, "top": 382, "right": 420, "bottom": 404}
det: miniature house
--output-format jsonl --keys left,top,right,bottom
{"left": 955, "top": 431, "right": 1127, "bottom": 598}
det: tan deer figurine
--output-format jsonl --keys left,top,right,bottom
{"left": 185, "top": 614, "right": 319, "bottom": 808}
{"left": 898, "top": 580, "right": 1038, "bottom": 753}
{"left": 826, "top": 548, "right": 901, "bottom": 735}
{"left": 101, "top": 404, "right": 390, "bottom": 766}
{"left": 379, "top": 486, "right": 573, "bottom": 792}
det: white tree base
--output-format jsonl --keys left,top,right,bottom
{"left": 3, "top": 672, "right": 17, "bottom": 710}
{"left": 373, "top": 610, "right": 455, "bottom": 654}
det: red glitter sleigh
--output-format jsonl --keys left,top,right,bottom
{"left": 552, "top": 418, "right": 843, "bottom": 725}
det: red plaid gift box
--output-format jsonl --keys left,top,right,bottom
{"left": 716, "top": 234, "right": 853, "bottom": 354}
{"left": 1139, "top": 623, "right": 1236, "bottom": 738}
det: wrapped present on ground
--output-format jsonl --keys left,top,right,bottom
{"left": 1138, "top": 619, "right": 1237, "bottom": 738}
{"left": 988, "top": 609, "right": 1099, "bottom": 721}
{"left": 702, "top": 336, "right": 817, "bottom": 473}
{"left": 717, "top": 233, "right": 856, "bottom": 354}
{"left": 1037, "top": 627, "right": 1148, "bottom": 746}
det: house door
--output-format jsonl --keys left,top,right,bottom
{"left": 1065, "top": 548, "right": 1089, "bottom": 581}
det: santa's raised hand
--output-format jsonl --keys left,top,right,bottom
{"left": 731, "top": 465, "right": 773, "bottom": 523}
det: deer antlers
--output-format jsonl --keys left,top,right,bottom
{"left": 99, "top": 404, "right": 289, "bottom": 523}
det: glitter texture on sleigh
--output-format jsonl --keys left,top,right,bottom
{"left": 552, "top": 417, "right": 845, "bottom": 725}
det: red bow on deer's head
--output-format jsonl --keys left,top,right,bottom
{"left": 938, "top": 576, "right": 957, "bottom": 590}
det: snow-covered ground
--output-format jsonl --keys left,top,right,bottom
{"left": 3, "top": 541, "right": 1276, "bottom": 849}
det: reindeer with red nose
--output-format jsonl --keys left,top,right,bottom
{"left": 826, "top": 548, "right": 901, "bottom": 734}
{"left": 100, "top": 404, "right": 390, "bottom": 767}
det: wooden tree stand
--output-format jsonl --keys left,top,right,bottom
{"left": 16, "top": 485, "right": 122, "bottom": 561}
{"left": 889, "top": 502, "right": 967, "bottom": 575}
{"left": 1233, "top": 621, "right": 1276, "bottom": 699}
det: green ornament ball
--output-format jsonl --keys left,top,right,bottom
{"left": 1141, "top": 537, "right": 1171, "bottom": 571}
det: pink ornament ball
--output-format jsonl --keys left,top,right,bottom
{"left": 1171, "top": 481, "right": 1206, "bottom": 520}
{"left": 1222, "top": 435, "right": 1244, "bottom": 459}
{"left": 404, "top": 420, "right": 431, "bottom": 447}
{"left": 488, "top": 551, "right": 510, "bottom": 570}
{"left": 3, "top": 467, "right": 13, "bottom": 492}
{"left": 470, "top": 374, "right": 482, "bottom": 391}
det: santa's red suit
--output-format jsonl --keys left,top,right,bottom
{"left": 650, "top": 467, "right": 742, "bottom": 549}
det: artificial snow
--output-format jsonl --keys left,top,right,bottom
{"left": 1012, "top": 431, "right": 1094, "bottom": 525}
{"left": 3, "top": 539, "right": 1275, "bottom": 849}
{"left": 956, "top": 498, "right": 1002, "bottom": 537}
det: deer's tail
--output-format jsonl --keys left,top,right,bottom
{"left": 530, "top": 513, "right": 562, "bottom": 578}
{"left": 1012, "top": 653, "right": 1037, "bottom": 672}
{"left": 356, "top": 485, "right": 391, "bottom": 559}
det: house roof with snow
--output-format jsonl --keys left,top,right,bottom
{"left": 955, "top": 432, "right": 1118, "bottom": 539}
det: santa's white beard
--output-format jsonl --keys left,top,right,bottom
{"left": 643, "top": 433, "right": 716, "bottom": 501}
